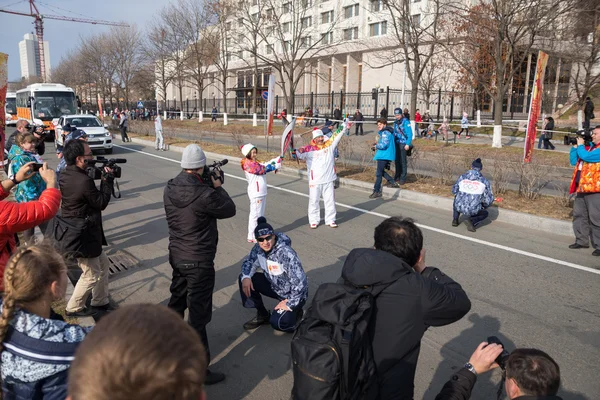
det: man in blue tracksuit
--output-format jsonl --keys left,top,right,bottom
{"left": 393, "top": 108, "right": 413, "bottom": 185}
{"left": 239, "top": 217, "right": 308, "bottom": 332}
{"left": 452, "top": 158, "right": 494, "bottom": 232}
{"left": 370, "top": 118, "right": 398, "bottom": 198}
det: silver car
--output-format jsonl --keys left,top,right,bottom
{"left": 54, "top": 115, "right": 113, "bottom": 154}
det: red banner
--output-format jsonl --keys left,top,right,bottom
{"left": 524, "top": 51, "right": 549, "bottom": 163}
{"left": 0, "top": 53, "right": 8, "bottom": 168}
{"left": 97, "top": 93, "right": 104, "bottom": 120}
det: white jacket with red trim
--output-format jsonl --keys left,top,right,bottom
{"left": 297, "top": 123, "right": 348, "bottom": 185}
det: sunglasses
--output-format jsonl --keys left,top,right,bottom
{"left": 257, "top": 235, "right": 274, "bottom": 243}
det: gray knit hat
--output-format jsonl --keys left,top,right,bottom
{"left": 181, "top": 144, "right": 206, "bottom": 169}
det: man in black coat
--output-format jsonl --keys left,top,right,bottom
{"left": 340, "top": 216, "right": 471, "bottom": 399}
{"left": 60, "top": 140, "right": 114, "bottom": 318}
{"left": 164, "top": 144, "right": 236, "bottom": 385}
{"left": 333, "top": 106, "right": 342, "bottom": 128}
{"left": 584, "top": 97, "right": 594, "bottom": 129}
{"left": 435, "top": 345, "right": 562, "bottom": 400}
{"left": 353, "top": 108, "right": 365, "bottom": 135}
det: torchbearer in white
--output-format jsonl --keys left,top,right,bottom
{"left": 240, "top": 143, "right": 281, "bottom": 243}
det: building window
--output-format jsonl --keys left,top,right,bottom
{"left": 266, "top": 44, "right": 274, "bottom": 54}
{"left": 282, "top": 2, "right": 291, "bottom": 13}
{"left": 251, "top": 12, "right": 259, "bottom": 22}
{"left": 370, "top": 0, "right": 383, "bottom": 12}
{"left": 226, "top": 52, "right": 232, "bottom": 62}
{"left": 343, "top": 27, "right": 359, "bottom": 41}
{"left": 302, "top": 0, "right": 313, "bottom": 7}
{"left": 226, "top": 22, "right": 231, "bottom": 30}
{"left": 238, "top": 18, "right": 244, "bottom": 28}
{"left": 263, "top": 70, "right": 271, "bottom": 85}
{"left": 300, "top": 36, "right": 312, "bottom": 48}
{"left": 342, "top": 66, "right": 347, "bottom": 91}
{"left": 344, "top": 4, "right": 359, "bottom": 18}
{"left": 284, "top": 40, "right": 291, "bottom": 52}
{"left": 252, "top": 0, "right": 258, "bottom": 5}
{"left": 266, "top": 8, "right": 274, "bottom": 17}
{"left": 321, "top": 10, "right": 334, "bottom": 24}
{"left": 321, "top": 31, "right": 333, "bottom": 45}
{"left": 238, "top": 50, "right": 244, "bottom": 59}
{"left": 369, "top": 21, "right": 387, "bottom": 36}
{"left": 301, "top": 16, "right": 312, "bottom": 29}
{"left": 282, "top": 21, "right": 291, "bottom": 33}
{"left": 412, "top": 14, "right": 421, "bottom": 27}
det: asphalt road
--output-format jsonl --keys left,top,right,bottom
{"left": 97, "top": 140, "right": 598, "bottom": 400}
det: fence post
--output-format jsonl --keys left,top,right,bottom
{"left": 310, "top": 92, "right": 314, "bottom": 110}
{"left": 449, "top": 94, "right": 454, "bottom": 121}
{"left": 437, "top": 88, "right": 442, "bottom": 120}
{"left": 235, "top": 95, "right": 238, "bottom": 115}
{"left": 357, "top": 92, "right": 361, "bottom": 111}
{"left": 385, "top": 86, "right": 390, "bottom": 114}
{"left": 331, "top": 91, "right": 335, "bottom": 117}
{"left": 275, "top": 95, "right": 279, "bottom": 115}
{"left": 374, "top": 93, "right": 379, "bottom": 119}
{"left": 224, "top": 113, "right": 228, "bottom": 125}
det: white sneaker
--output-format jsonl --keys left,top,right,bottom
{"left": 310, "top": 224, "right": 318, "bottom": 229}
{"left": 329, "top": 222, "right": 338, "bottom": 228}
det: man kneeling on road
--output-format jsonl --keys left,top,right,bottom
{"left": 239, "top": 217, "right": 308, "bottom": 332}
{"left": 452, "top": 158, "right": 494, "bottom": 232}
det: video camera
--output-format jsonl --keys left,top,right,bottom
{"left": 26, "top": 123, "right": 46, "bottom": 137}
{"left": 202, "top": 159, "right": 228, "bottom": 188}
{"left": 565, "top": 128, "right": 593, "bottom": 146}
{"left": 85, "top": 157, "right": 127, "bottom": 180}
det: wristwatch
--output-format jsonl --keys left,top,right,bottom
{"left": 464, "top": 362, "right": 477, "bottom": 375}
{"left": 8, "top": 174, "right": 19, "bottom": 185}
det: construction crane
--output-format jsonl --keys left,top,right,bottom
{"left": 0, "top": 0, "right": 129, "bottom": 82}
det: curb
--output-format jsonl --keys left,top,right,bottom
{"left": 128, "top": 137, "right": 573, "bottom": 236}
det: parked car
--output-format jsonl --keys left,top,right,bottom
{"left": 53, "top": 115, "right": 113, "bottom": 154}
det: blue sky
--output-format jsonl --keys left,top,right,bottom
{"left": 0, "top": 0, "right": 162, "bottom": 81}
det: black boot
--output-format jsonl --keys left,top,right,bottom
{"left": 243, "top": 311, "right": 270, "bottom": 330}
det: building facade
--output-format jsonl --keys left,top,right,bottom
{"left": 19, "top": 33, "right": 51, "bottom": 80}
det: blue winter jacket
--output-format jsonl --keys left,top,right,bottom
{"left": 0, "top": 304, "right": 91, "bottom": 400}
{"left": 452, "top": 169, "right": 494, "bottom": 216}
{"left": 374, "top": 127, "right": 396, "bottom": 161}
{"left": 393, "top": 118, "right": 413, "bottom": 146}
{"left": 240, "top": 232, "right": 308, "bottom": 308}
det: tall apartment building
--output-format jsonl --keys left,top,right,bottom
{"left": 19, "top": 33, "right": 51, "bottom": 80}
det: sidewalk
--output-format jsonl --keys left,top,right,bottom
{"left": 130, "top": 136, "right": 573, "bottom": 237}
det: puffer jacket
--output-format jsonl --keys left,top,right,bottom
{"left": 8, "top": 145, "right": 46, "bottom": 203}
{"left": 0, "top": 303, "right": 90, "bottom": 400}
{"left": 0, "top": 188, "right": 61, "bottom": 289}
{"left": 452, "top": 169, "right": 494, "bottom": 216}
{"left": 373, "top": 127, "right": 396, "bottom": 161}
{"left": 164, "top": 171, "right": 236, "bottom": 264}
{"left": 240, "top": 233, "right": 308, "bottom": 308}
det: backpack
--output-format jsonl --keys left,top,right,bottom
{"left": 291, "top": 282, "right": 380, "bottom": 400}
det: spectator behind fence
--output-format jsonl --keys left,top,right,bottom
{"left": 0, "top": 244, "right": 90, "bottom": 399}
{"left": 340, "top": 217, "right": 471, "bottom": 399}
{"left": 67, "top": 304, "right": 207, "bottom": 400}
{"left": 435, "top": 345, "right": 561, "bottom": 400}
{"left": 0, "top": 162, "right": 61, "bottom": 286}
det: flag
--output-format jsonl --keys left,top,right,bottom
{"left": 524, "top": 51, "right": 549, "bottom": 163}
{"left": 97, "top": 93, "right": 104, "bottom": 120}
{"left": 0, "top": 53, "right": 7, "bottom": 169}
{"left": 266, "top": 74, "right": 276, "bottom": 136}
{"left": 281, "top": 116, "right": 296, "bottom": 157}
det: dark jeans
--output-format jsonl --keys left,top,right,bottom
{"left": 239, "top": 273, "right": 304, "bottom": 332}
{"left": 394, "top": 142, "right": 408, "bottom": 183}
{"left": 538, "top": 134, "right": 545, "bottom": 149}
{"left": 374, "top": 159, "right": 395, "bottom": 193}
{"left": 453, "top": 205, "right": 489, "bottom": 226}
{"left": 355, "top": 124, "right": 364, "bottom": 135}
{"left": 119, "top": 126, "right": 129, "bottom": 141}
{"left": 543, "top": 138, "right": 555, "bottom": 150}
{"left": 168, "top": 260, "right": 215, "bottom": 360}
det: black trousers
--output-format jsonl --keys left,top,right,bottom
{"left": 120, "top": 126, "right": 129, "bottom": 141}
{"left": 168, "top": 260, "right": 215, "bottom": 361}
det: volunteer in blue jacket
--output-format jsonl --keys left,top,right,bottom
{"left": 451, "top": 158, "right": 494, "bottom": 232}
{"left": 370, "top": 118, "right": 398, "bottom": 198}
{"left": 393, "top": 108, "right": 413, "bottom": 185}
{"left": 239, "top": 217, "right": 308, "bottom": 332}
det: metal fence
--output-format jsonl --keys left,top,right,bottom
{"left": 81, "top": 87, "right": 567, "bottom": 122}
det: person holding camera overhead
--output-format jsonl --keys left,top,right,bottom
{"left": 568, "top": 126, "right": 600, "bottom": 256}
{"left": 163, "top": 144, "right": 236, "bottom": 385}
{"left": 59, "top": 140, "right": 115, "bottom": 318}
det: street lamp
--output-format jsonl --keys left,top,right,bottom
{"left": 186, "top": 96, "right": 189, "bottom": 116}
{"left": 374, "top": 84, "right": 380, "bottom": 119}
{"left": 247, "top": 91, "right": 252, "bottom": 114}
{"left": 212, "top": 92, "right": 216, "bottom": 107}
{"left": 339, "top": 84, "right": 344, "bottom": 113}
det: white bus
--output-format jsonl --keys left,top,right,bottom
{"left": 5, "top": 92, "right": 17, "bottom": 127}
{"left": 16, "top": 83, "right": 77, "bottom": 140}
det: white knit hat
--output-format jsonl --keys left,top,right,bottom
{"left": 241, "top": 143, "right": 256, "bottom": 157}
{"left": 181, "top": 144, "right": 206, "bottom": 169}
{"left": 312, "top": 129, "right": 324, "bottom": 139}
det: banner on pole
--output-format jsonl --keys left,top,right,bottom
{"left": 524, "top": 51, "right": 549, "bottom": 163}
{"left": 0, "top": 53, "right": 8, "bottom": 168}
{"left": 266, "top": 74, "right": 275, "bottom": 136}
{"left": 97, "top": 93, "right": 104, "bottom": 120}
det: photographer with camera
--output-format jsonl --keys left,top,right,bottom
{"left": 568, "top": 126, "right": 600, "bottom": 257}
{"left": 58, "top": 140, "right": 115, "bottom": 317}
{"left": 5, "top": 119, "right": 45, "bottom": 157}
{"left": 435, "top": 343, "right": 562, "bottom": 400}
{"left": 163, "top": 144, "right": 236, "bottom": 385}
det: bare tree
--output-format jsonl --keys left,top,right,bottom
{"left": 144, "top": 18, "right": 175, "bottom": 107}
{"left": 442, "top": 0, "right": 570, "bottom": 147}
{"left": 112, "top": 26, "right": 145, "bottom": 107}
{"left": 161, "top": 5, "right": 192, "bottom": 110}
{"left": 79, "top": 33, "right": 119, "bottom": 110}
{"left": 204, "top": 0, "right": 234, "bottom": 110}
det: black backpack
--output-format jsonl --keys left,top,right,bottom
{"left": 290, "top": 282, "right": 380, "bottom": 400}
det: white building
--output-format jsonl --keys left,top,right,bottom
{"left": 19, "top": 33, "right": 51, "bottom": 80}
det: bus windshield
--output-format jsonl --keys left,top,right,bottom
{"left": 5, "top": 98, "right": 16, "bottom": 114}
{"left": 33, "top": 92, "right": 76, "bottom": 119}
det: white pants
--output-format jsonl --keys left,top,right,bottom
{"left": 155, "top": 129, "right": 164, "bottom": 149}
{"left": 308, "top": 181, "right": 336, "bottom": 226}
{"left": 248, "top": 196, "right": 267, "bottom": 240}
